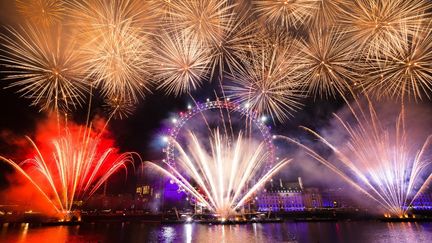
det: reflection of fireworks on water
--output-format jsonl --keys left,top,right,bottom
{"left": 0, "top": 123, "right": 137, "bottom": 216}
{"left": 150, "top": 129, "right": 289, "bottom": 219}
{"left": 0, "top": 25, "right": 87, "bottom": 112}
{"left": 283, "top": 99, "right": 432, "bottom": 217}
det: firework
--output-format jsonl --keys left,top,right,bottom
{"left": 103, "top": 95, "right": 136, "bottom": 120}
{"left": 283, "top": 99, "right": 432, "bottom": 216}
{"left": 0, "top": 25, "right": 88, "bottom": 112}
{"left": 310, "top": 0, "right": 351, "bottom": 27}
{"left": 149, "top": 129, "right": 290, "bottom": 219}
{"left": 151, "top": 0, "right": 175, "bottom": 19}
{"left": 360, "top": 22, "right": 432, "bottom": 101}
{"left": 253, "top": 0, "right": 319, "bottom": 29}
{"left": 340, "top": 0, "right": 431, "bottom": 58}
{"left": 150, "top": 31, "right": 211, "bottom": 96}
{"left": 68, "top": 0, "right": 154, "bottom": 102}
{"left": 297, "top": 27, "right": 359, "bottom": 98}
{"left": 16, "top": 0, "right": 65, "bottom": 26}
{"left": 68, "top": 0, "right": 159, "bottom": 35}
{"left": 209, "top": 11, "right": 257, "bottom": 79}
{"left": 0, "top": 123, "right": 136, "bottom": 216}
{"left": 167, "top": 0, "right": 234, "bottom": 47}
{"left": 81, "top": 24, "right": 151, "bottom": 101}
{"left": 224, "top": 37, "right": 304, "bottom": 123}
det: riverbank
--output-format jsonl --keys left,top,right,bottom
{"left": 2, "top": 210, "right": 432, "bottom": 225}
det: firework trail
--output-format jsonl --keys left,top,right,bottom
{"left": 0, "top": 121, "right": 137, "bottom": 216}
{"left": 279, "top": 98, "right": 432, "bottom": 216}
{"left": 148, "top": 129, "right": 290, "bottom": 219}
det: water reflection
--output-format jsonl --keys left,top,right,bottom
{"left": 161, "top": 226, "right": 176, "bottom": 242}
{"left": 0, "top": 221, "right": 432, "bottom": 243}
{"left": 184, "top": 224, "right": 192, "bottom": 243}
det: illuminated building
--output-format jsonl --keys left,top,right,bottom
{"left": 411, "top": 192, "right": 432, "bottom": 210}
{"left": 256, "top": 177, "right": 305, "bottom": 212}
{"left": 303, "top": 188, "right": 322, "bottom": 209}
{"left": 320, "top": 188, "right": 358, "bottom": 208}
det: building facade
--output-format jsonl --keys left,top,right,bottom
{"left": 256, "top": 178, "right": 360, "bottom": 212}
{"left": 256, "top": 178, "right": 305, "bottom": 212}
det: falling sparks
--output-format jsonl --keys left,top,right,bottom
{"left": 103, "top": 95, "right": 136, "bottom": 120}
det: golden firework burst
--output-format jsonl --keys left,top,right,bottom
{"left": 224, "top": 37, "right": 304, "bottom": 122}
{"left": 340, "top": 0, "right": 431, "bottom": 58}
{"left": 253, "top": 0, "right": 319, "bottom": 29}
{"left": 310, "top": 0, "right": 352, "bottom": 27}
{"left": 209, "top": 11, "right": 257, "bottom": 79}
{"left": 0, "top": 25, "right": 88, "bottom": 112}
{"left": 16, "top": 0, "right": 65, "bottom": 26}
{"left": 103, "top": 95, "right": 136, "bottom": 120}
{"left": 360, "top": 22, "right": 432, "bottom": 101}
{"left": 297, "top": 27, "right": 360, "bottom": 98}
{"left": 167, "top": 0, "right": 235, "bottom": 46}
{"left": 68, "top": 0, "right": 153, "bottom": 102}
{"left": 150, "top": 31, "right": 211, "bottom": 97}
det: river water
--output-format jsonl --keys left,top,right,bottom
{"left": 1, "top": 221, "right": 432, "bottom": 243}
